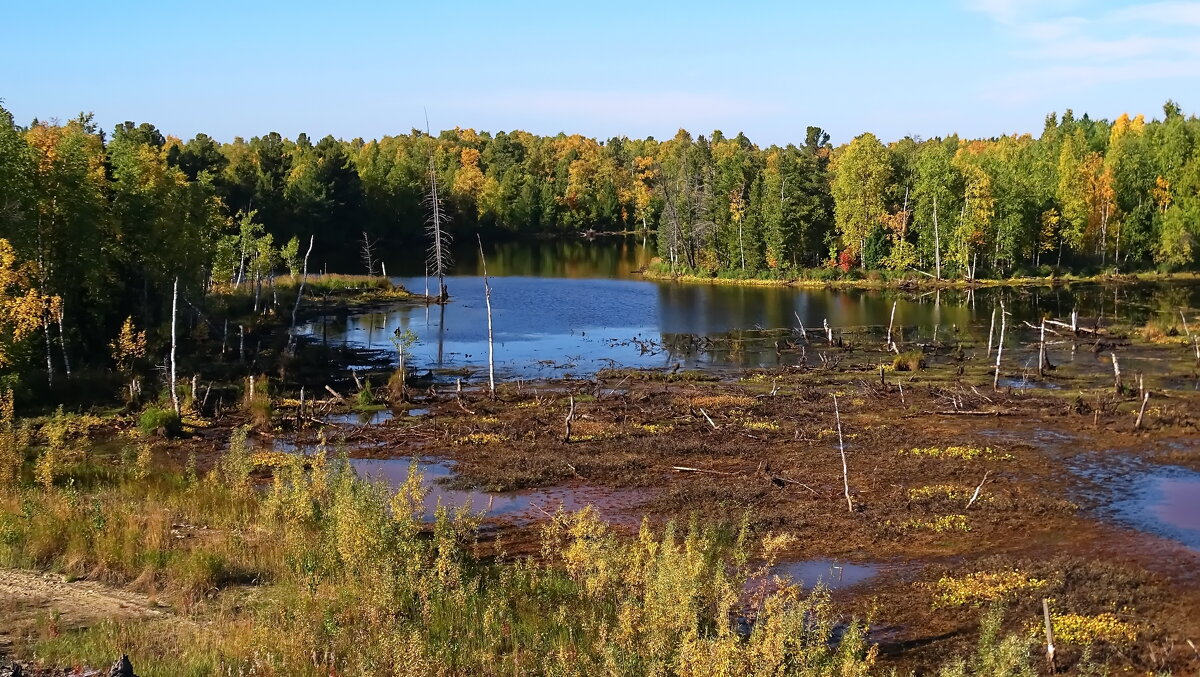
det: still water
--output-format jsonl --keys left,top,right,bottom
{"left": 298, "top": 237, "right": 1200, "bottom": 385}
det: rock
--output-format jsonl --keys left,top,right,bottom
{"left": 108, "top": 654, "right": 135, "bottom": 677}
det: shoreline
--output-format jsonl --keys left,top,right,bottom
{"left": 638, "top": 267, "right": 1200, "bottom": 289}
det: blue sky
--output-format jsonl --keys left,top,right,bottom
{"left": 2, "top": 0, "right": 1198, "bottom": 145}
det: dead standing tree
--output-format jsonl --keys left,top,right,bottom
{"left": 478, "top": 235, "right": 496, "bottom": 399}
{"left": 286, "top": 235, "right": 315, "bottom": 357}
{"left": 360, "top": 231, "right": 379, "bottom": 276}
{"left": 424, "top": 122, "right": 451, "bottom": 302}
{"left": 833, "top": 394, "right": 853, "bottom": 512}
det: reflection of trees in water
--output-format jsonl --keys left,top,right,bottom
{"left": 377, "top": 236, "right": 657, "bottom": 278}
{"left": 971, "top": 284, "right": 1199, "bottom": 329}
{"left": 661, "top": 329, "right": 801, "bottom": 369}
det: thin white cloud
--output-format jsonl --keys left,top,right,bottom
{"left": 1108, "top": 1, "right": 1200, "bottom": 26}
{"left": 965, "top": 0, "right": 1082, "bottom": 24}
{"left": 964, "top": 0, "right": 1200, "bottom": 106}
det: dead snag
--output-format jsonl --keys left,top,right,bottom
{"left": 563, "top": 395, "right": 575, "bottom": 443}
{"left": 1043, "top": 598, "right": 1057, "bottom": 673}
{"left": 833, "top": 394, "right": 853, "bottom": 513}
{"left": 992, "top": 301, "right": 1006, "bottom": 392}
{"left": 478, "top": 234, "right": 496, "bottom": 399}
{"left": 1135, "top": 391, "right": 1151, "bottom": 429}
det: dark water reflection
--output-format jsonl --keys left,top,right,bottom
{"left": 385, "top": 236, "right": 655, "bottom": 284}
{"left": 296, "top": 239, "right": 1200, "bottom": 385}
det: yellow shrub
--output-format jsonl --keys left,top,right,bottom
{"left": 933, "top": 570, "right": 1047, "bottom": 607}
{"left": 900, "top": 445, "right": 1013, "bottom": 461}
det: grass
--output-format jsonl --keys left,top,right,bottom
{"left": 276, "top": 273, "right": 402, "bottom": 293}
{"left": 0, "top": 414, "right": 1130, "bottom": 675}
{"left": 596, "top": 368, "right": 719, "bottom": 383}
{"left": 892, "top": 350, "right": 926, "bottom": 372}
{"left": 2, "top": 431, "right": 889, "bottom": 676}
{"left": 242, "top": 375, "right": 273, "bottom": 429}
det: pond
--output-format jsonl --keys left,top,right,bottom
{"left": 1107, "top": 466, "right": 1200, "bottom": 551}
{"left": 297, "top": 237, "right": 1200, "bottom": 386}
{"left": 349, "top": 457, "right": 646, "bottom": 524}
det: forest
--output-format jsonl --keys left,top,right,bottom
{"left": 1, "top": 101, "right": 1200, "bottom": 392}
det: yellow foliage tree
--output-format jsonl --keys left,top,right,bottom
{"left": 0, "top": 239, "right": 59, "bottom": 368}
{"left": 110, "top": 316, "right": 147, "bottom": 374}
{"left": 452, "top": 148, "right": 486, "bottom": 203}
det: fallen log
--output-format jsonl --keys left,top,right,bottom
{"left": 670, "top": 465, "right": 739, "bottom": 476}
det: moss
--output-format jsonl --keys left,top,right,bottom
{"left": 137, "top": 407, "right": 181, "bottom": 438}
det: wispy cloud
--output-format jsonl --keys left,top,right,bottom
{"left": 1108, "top": 1, "right": 1200, "bottom": 26}
{"left": 964, "top": 0, "right": 1200, "bottom": 106}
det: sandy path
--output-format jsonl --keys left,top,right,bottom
{"left": 0, "top": 569, "right": 167, "bottom": 650}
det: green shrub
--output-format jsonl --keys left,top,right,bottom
{"left": 893, "top": 350, "right": 926, "bottom": 371}
{"left": 138, "top": 407, "right": 181, "bottom": 438}
{"left": 242, "top": 375, "right": 273, "bottom": 429}
{"left": 354, "top": 378, "right": 375, "bottom": 408}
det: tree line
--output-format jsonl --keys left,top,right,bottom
{"left": 1, "top": 100, "right": 1198, "bottom": 388}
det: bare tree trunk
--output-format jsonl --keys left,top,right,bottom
{"left": 833, "top": 395, "right": 853, "bottom": 512}
{"left": 1135, "top": 391, "right": 1150, "bottom": 429}
{"left": 287, "top": 235, "right": 315, "bottom": 356}
{"left": 42, "top": 311, "right": 53, "bottom": 386}
{"left": 478, "top": 235, "right": 496, "bottom": 399}
{"left": 171, "top": 277, "right": 180, "bottom": 416}
{"left": 360, "top": 231, "right": 378, "bottom": 276}
{"left": 1043, "top": 599, "right": 1057, "bottom": 673}
{"left": 886, "top": 301, "right": 898, "bottom": 353}
{"left": 986, "top": 306, "right": 997, "bottom": 359}
{"left": 55, "top": 304, "right": 70, "bottom": 378}
{"left": 563, "top": 395, "right": 575, "bottom": 443}
{"left": 993, "top": 301, "right": 1006, "bottom": 391}
{"left": 933, "top": 195, "right": 942, "bottom": 281}
{"left": 1038, "top": 318, "right": 1047, "bottom": 378}
{"left": 424, "top": 117, "right": 452, "bottom": 302}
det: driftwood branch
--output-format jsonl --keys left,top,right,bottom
{"left": 965, "top": 470, "right": 992, "bottom": 509}
{"left": 670, "top": 465, "right": 737, "bottom": 476}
